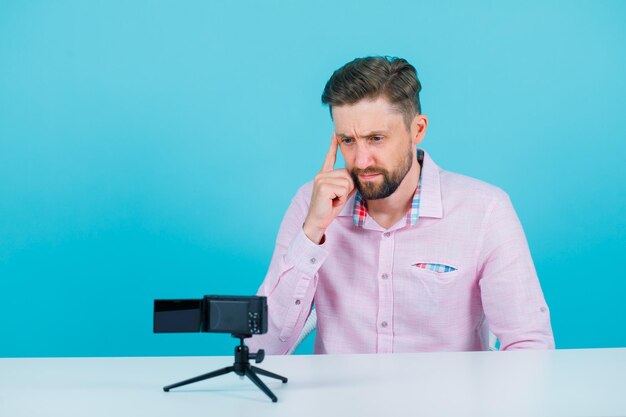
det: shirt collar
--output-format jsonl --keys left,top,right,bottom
{"left": 338, "top": 147, "right": 443, "bottom": 226}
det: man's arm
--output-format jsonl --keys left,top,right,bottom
{"left": 248, "top": 134, "right": 354, "bottom": 354}
{"left": 478, "top": 191, "right": 555, "bottom": 350}
{"left": 247, "top": 184, "right": 328, "bottom": 355}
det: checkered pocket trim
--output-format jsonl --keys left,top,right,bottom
{"left": 413, "top": 263, "right": 457, "bottom": 273}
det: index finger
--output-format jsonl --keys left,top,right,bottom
{"left": 321, "top": 133, "right": 339, "bottom": 172}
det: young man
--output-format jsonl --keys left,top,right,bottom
{"left": 248, "top": 56, "right": 554, "bottom": 354}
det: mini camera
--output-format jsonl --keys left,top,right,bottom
{"left": 153, "top": 295, "right": 267, "bottom": 336}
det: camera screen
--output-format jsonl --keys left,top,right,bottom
{"left": 154, "top": 299, "right": 203, "bottom": 333}
{"left": 208, "top": 300, "right": 250, "bottom": 333}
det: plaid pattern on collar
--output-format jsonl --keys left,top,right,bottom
{"left": 352, "top": 148, "right": 424, "bottom": 227}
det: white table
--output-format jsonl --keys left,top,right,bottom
{"left": 1, "top": 348, "right": 625, "bottom": 417}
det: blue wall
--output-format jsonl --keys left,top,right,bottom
{"left": 1, "top": 1, "right": 624, "bottom": 357}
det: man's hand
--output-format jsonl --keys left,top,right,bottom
{"left": 303, "top": 134, "right": 355, "bottom": 244}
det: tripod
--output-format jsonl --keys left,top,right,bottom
{"left": 163, "top": 334, "right": 288, "bottom": 402}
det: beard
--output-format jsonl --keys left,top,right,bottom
{"left": 350, "top": 145, "right": 414, "bottom": 200}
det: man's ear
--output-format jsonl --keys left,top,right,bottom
{"left": 411, "top": 114, "right": 428, "bottom": 146}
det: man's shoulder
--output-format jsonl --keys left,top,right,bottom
{"left": 294, "top": 180, "right": 314, "bottom": 199}
{"left": 439, "top": 168, "right": 510, "bottom": 204}
{"left": 287, "top": 180, "right": 315, "bottom": 207}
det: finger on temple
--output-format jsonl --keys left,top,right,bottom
{"left": 321, "top": 133, "right": 339, "bottom": 172}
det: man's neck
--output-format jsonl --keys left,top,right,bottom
{"left": 366, "top": 160, "right": 421, "bottom": 230}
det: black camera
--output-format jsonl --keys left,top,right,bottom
{"left": 154, "top": 295, "right": 287, "bottom": 402}
{"left": 153, "top": 295, "right": 267, "bottom": 336}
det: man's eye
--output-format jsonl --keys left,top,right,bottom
{"left": 341, "top": 138, "right": 354, "bottom": 144}
{"left": 371, "top": 136, "right": 383, "bottom": 142}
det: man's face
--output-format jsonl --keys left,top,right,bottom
{"left": 332, "top": 97, "right": 420, "bottom": 200}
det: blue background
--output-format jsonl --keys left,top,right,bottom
{"left": 1, "top": 1, "right": 624, "bottom": 357}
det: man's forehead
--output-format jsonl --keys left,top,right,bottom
{"left": 333, "top": 106, "right": 403, "bottom": 136}
{"left": 332, "top": 97, "right": 403, "bottom": 137}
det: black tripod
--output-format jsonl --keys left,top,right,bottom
{"left": 163, "top": 334, "right": 288, "bottom": 402}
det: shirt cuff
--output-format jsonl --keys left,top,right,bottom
{"left": 285, "top": 227, "right": 329, "bottom": 276}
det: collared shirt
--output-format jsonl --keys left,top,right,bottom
{"left": 248, "top": 148, "right": 555, "bottom": 354}
{"left": 353, "top": 149, "right": 424, "bottom": 228}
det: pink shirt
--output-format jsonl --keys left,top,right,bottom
{"left": 248, "top": 149, "right": 554, "bottom": 354}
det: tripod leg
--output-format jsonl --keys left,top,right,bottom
{"left": 245, "top": 369, "right": 278, "bottom": 402}
{"left": 163, "top": 366, "right": 234, "bottom": 392}
{"left": 250, "top": 365, "right": 288, "bottom": 383}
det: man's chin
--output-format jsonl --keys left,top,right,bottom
{"left": 359, "top": 185, "right": 387, "bottom": 200}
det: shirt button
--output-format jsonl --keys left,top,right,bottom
{"left": 310, "top": 258, "right": 316, "bottom": 264}
{"left": 384, "top": 232, "right": 391, "bottom": 238}
{"left": 540, "top": 306, "right": 547, "bottom": 313}
{"left": 381, "top": 321, "right": 388, "bottom": 328}
{"left": 381, "top": 273, "right": 389, "bottom": 280}
{"left": 295, "top": 300, "right": 301, "bottom": 305}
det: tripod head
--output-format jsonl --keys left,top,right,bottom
{"left": 231, "top": 333, "right": 265, "bottom": 367}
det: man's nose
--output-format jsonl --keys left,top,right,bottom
{"left": 354, "top": 143, "right": 374, "bottom": 169}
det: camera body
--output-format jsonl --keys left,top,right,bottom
{"left": 153, "top": 295, "right": 267, "bottom": 336}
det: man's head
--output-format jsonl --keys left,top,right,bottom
{"left": 321, "top": 56, "right": 427, "bottom": 200}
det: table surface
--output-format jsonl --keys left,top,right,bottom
{"left": 1, "top": 348, "right": 625, "bottom": 417}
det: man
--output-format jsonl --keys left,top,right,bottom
{"left": 248, "top": 56, "right": 554, "bottom": 354}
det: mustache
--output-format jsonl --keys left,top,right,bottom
{"left": 351, "top": 167, "right": 387, "bottom": 176}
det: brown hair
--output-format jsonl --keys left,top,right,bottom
{"left": 321, "top": 56, "right": 422, "bottom": 129}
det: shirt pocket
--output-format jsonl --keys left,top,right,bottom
{"left": 410, "top": 259, "right": 460, "bottom": 285}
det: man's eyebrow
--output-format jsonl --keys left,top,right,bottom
{"left": 336, "top": 130, "right": 388, "bottom": 138}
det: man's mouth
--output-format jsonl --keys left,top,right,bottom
{"left": 358, "top": 173, "right": 381, "bottom": 181}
